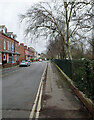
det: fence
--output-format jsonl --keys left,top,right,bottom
{"left": 52, "top": 59, "right": 94, "bottom": 100}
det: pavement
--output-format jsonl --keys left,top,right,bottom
{"left": 40, "top": 62, "right": 92, "bottom": 119}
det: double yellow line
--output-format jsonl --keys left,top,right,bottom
{"left": 29, "top": 62, "right": 48, "bottom": 119}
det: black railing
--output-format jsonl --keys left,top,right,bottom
{"left": 52, "top": 59, "right": 72, "bottom": 79}
{"left": 52, "top": 59, "right": 94, "bottom": 100}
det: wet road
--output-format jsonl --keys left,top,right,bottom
{"left": 2, "top": 61, "right": 46, "bottom": 118}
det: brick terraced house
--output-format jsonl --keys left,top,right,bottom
{"left": 0, "top": 25, "right": 20, "bottom": 67}
{"left": 19, "top": 43, "right": 35, "bottom": 63}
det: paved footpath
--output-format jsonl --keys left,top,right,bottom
{"left": 40, "top": 62, "right": 92, "bottom": 119}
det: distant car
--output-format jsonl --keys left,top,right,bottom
{"left": 39, "top": 59, "right": 42, "bottom": 62}
{"left": 19, "top": 60, "right": 30, "bottom": 67}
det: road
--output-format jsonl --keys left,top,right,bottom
{"left": 2, "top": 61, "right": 47, "bottom": 118}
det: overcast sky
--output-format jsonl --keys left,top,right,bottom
{"left": 0, "top": 0, "right": 48, "bottom": 53}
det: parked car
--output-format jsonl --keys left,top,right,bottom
{"left": 19, "top": 60, "right": 30, "bottom": 67}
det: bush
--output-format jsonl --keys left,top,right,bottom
{"left": 30, "top": 58, "right": 34, "bottom": 62}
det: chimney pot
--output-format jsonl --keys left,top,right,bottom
{"left": 20, "top": 43, "right": 24, "bottom": 46}
{"left": 24, "top": 45, "right": 27, "bottom": 49}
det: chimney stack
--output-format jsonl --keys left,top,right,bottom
{"left": 20, "top": 43, "right": 24, "bottom": 46}
{"left": 24, "top": 45, "right": 27, "bottom": 49}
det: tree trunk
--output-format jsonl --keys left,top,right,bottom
{"left": 92, "top": 3, "right": 94, "bottom": 60}
{"left": 66, "top": 44, "right": 72, "bottom": 60}
{"left": 64, "top": 2, "right": 72, "bottom": 60}
{"left": 92, "top": 41, "right": 94, "bottom": 60}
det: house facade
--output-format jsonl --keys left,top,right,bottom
{"left": 18, "top": 43, "right": 35, "bottom": 63}
{"left": 18, "top": 43, "right": 25, "bottom": 62}
{"left": 0, "top": 25, "right": 38, "bottom": 67}
{"left": 0, "top": 25, "right": 20, "bottom": 66}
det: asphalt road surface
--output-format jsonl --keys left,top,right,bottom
{"left": 2, "top": 61, "right": 47, "bottom": 118}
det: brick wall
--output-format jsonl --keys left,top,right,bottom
{"left": 18, "top": 44, "right": 25, "bottom": 63}
{"left": 15, "top": 42, "right": 19, "bottom": 53}
{"left": 0, "top": 33, "right": 19, "bottom": 53}
{"left": 3, "top": 62, "right": 17, "bottom": 68}
{"left": 0, "top": 32, "right": 20, "bottom": 65}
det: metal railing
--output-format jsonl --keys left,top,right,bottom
{"left": 52, "top": 59, "right": 94, "bottom": 100}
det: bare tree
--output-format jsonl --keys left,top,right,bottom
{"left": 46, "top": 35, "right": 65, "bottom": 59}
{"left": 92, "top": 1, "right": 94, "bottom": 59}
{"left": 20, "top": 0, "right": 92, "bottom": 60}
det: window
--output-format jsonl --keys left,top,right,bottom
{"left": 15, "top": 44, "right": 18, "bottom": 52}
{"left": 10, "top": 42, "right": 11, "bottom": 51}
{"left": 7, "top": 41, "right": 9, "bottom": 50}
{"left": 12, "top": 43, "right": 14, "bottom": 52}
{"left": 4, "top": 40, "right": 6, "bottom": 50}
